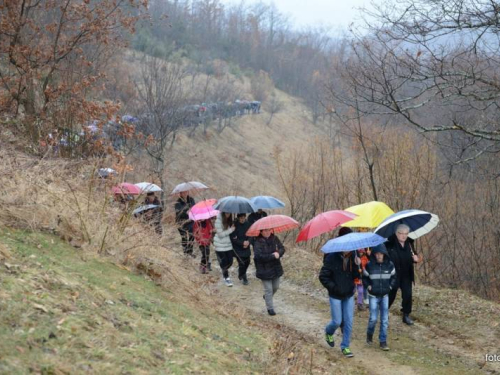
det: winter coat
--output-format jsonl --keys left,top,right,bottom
{"left": 319, "top": 252, "right": 361, "bottom": 300}
{"left": 386, "top": 234, "right": 417, "bottom": 283}
{"left": 174, "top": 196, "right": 195, "bottom": 230}
{"left": 253, "top": 234, "right": 285, "bottom": 280}
{"left": 144, "top": 196, "right": 161, "bottom": 206}
{"left": 193, "top": 220, "right": 213, "bottom": 246}
{"left": 248, "top": 211, "right": 267, "bottom": 225}
{"left": 213, "top": 214, "right": 235, "bottom": 252}
{"left": 362, "top": 253, "right": 397, "bottom": 297}
{"left": 231, "top": 220, "right": 252, "bottom": 257}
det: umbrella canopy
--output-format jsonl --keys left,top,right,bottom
{"left": 135, "top": 182, "right": 163, "bottom": 193}
{"left": 111, "top": 183, "right": 142, "bottom": 195}
{"left": 192, "top": 199, "right": 218, "bottom": 211}
{"left": 246, "top": 215, "right": 299, "bottom": 237}
{"left": 250, "top": 196, "right": 285, "bottom": 210}
{"left": 214, "top": 196, "right": 256, "bottom": 214}
{"left": 321, "top": 232, "right": 387, "bottom": 254}
{"left": 133, "top": 204, "right": 160, "bottom": 216}
{"left": 296, "top": 210, "right": 358, "bottom": 243}
{"left": 341, "top": 201, "right": 394, "bottom": 228}
{"left": 189, "top": 206, "right": 220, "bottom": 221}
{"left": 374, "top": 209, "right": 439, "bottom": 240}
{"left": 171, "top": 181, "right": 209, "bottom": 195}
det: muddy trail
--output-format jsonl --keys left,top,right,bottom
{"left": 212, "top": 266, "right": 500, "bottom": 375}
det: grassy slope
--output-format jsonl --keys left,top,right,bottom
{"left": 0, "top": 229, "right": 268, "bottom": 374}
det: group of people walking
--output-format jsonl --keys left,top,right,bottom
{"left": 175, "top": 193, "right": 283, "bottom": 315}
{"left": 320, "top": 224, "right": 419, "bottom": 357}
{"left": 174, "top": 193, "right": 420, "bottom": 354}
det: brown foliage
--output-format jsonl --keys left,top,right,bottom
{"left": 0, "top": 0, "right": 146, "bottom": 144}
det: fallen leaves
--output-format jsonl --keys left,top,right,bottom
{"left": 33, "top": 303, "right": 49, "bottom": 313}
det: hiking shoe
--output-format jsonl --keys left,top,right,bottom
{"left": 380, "top": 342, "right": 390, "bottom": 351}
{"left": 241, "top": 276, "right": 249, "bottom": 285}
{"left": 199, "top": 265, "right": 207, "bottom": 274}
{"left": 342, "top": 348, "right": 354, "bottom": 357}
{"left": 207, "top": 263, "right": 212, "bottom": 272}
{"left": 357, "top": 303, "right": 365, "bottom": 311}
{"left": 363, "top": 298, "right": 369, "bottom": 305}
{"left": 366, "top": 333, "right": 373, "bottom": 345}
{"left": 224, "top": 278, "right": 233, "bottom": 287}
{"left": 325, "top": 333, "right": 335, "bottom": 347}
{"left": 267, "top": 309, "right": 276, "bottom": 316}
{"left": 403, "top": 315, "right": 414, "bottom": 325}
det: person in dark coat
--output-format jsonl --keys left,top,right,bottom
{"left": 144, "top": 192, "right": 160, "bottom": 206}
{"left": 174, "top": 191, "right": 196, "bottom": 256}
{"left": 363, "top": 244, "right": 396, "bottom": 350}
{"left": 318, "top": 227, "right": 360, "bottom": 358}
{"left": 386, "top": 224, "right": 419, "bottom": 325}
{"left": 248, "top": 209, "right": 267, "bottom": 225}
{"left": 231, "top": 213, "right": 252, "bottom": 285}
{"left": 253, "top": 229, "right": 285, "bottom": 316}
{"left": 143, "top": 192, "right": 163, "bottom": 234}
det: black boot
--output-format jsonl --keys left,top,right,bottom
{"left": 366, "top": 333, "right": 373, "bottom": 345}
{"left": 403, "top": 314, "right": 414, "bottom": 325}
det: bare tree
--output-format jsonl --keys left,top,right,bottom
{"left": 335, "top": 0, "right": 500, "bottom": 166}
{"left": 265, "top": 92, "right": 284, "bottom": 126}
{"left": 135, "top": 56, "right": 189, "bottom": 194}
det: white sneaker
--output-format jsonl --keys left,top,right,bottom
{"left": 363, "top": 298, "right": 369, "bottom": 305}
{"left": 224, "top": 278, "right": 233, "bottom": 287}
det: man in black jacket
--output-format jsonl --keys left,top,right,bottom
{"left": 248, "top": 209, "right": 267, "bottom": 225}
{"left": 231, "top": 213, "right": 252, "bottom": 285}
{"left": 319, "top": 243, "right": 361, "bottom": 358}
{"left": 386, "top": 224, "right": 419, "bottom": 325}
{"left": 174, "top": 191, "right": 195, "bottom": 256}
{"left": 363, "top": 244, "right": 396, "bottom": 350}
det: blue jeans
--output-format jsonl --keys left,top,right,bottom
{"left": 325, "top": 296, "right": 354, "bottom": 350}
{"left": 367, "top": 294, "right": 389, "bottom": 343}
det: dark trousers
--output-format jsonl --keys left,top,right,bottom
{"left": 389, "top": 276, "right": 413, "bottom": 315}
{"left": 178, "top": 228, "right": 194, "bottom": 254}
{"left": 234, "top": 253, "right": 251, "bottom": 280}
{"left": 216, "top": 251, "right": 234, "bottom": 279}
{"left": 199, "top": 245, "right": 211, "bottom": 267}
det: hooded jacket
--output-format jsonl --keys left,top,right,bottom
{"left": 213, "top": 214, "right": 235, "bottom": 252}
{"left": 319, "top": 252, "right": 361, "bottom": 299}
{"left": 193, "top": 220, "right": 213, "bottom": 246}
{"left": 362, "top": 245, "right": 397, "bottom": 297}
{"left": 253, "top": 234, "right": 285, "bottom": 280}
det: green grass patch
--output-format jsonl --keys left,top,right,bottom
{"left": 0, "top": 228, "right": 268, "bottom": 374}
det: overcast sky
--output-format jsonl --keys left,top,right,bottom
{"left": 221, "top": 0, "right": 374, "bottom": 33}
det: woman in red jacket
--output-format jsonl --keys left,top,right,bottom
{"left": 193, "top": 219, "right": 214, "bottom": 274}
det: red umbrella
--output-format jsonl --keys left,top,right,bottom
{"left": 246, "top": 215, "right": 299, "bottom": 237}
{"left": 111, "top": 183, "right": 142, "bottom": 195}
{"left": 192, "top": 199, "right": 218, "bottom": 211}
{"left": 296, "top": 210, "right": 358, "bottom": 243}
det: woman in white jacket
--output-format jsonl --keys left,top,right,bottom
{"left": 214, "top": 212, "right": 235, "bottom": 286}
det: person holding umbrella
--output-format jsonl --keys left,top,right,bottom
{"left": 231, "top": 213, "right": 252, "bottom": 285}
{"left": 386, "top": 224, "right": 419, "bottom": 325}
{"left": 175, "top": 191, "right": 196, "bottom": 257}
{"left": 248, "top": 209, "right": 267, "bottom": 225}
{"left": 247, "top": 214, "right": 298, "bottom": 316}
{"left": 319, "top": 227, "right": 361, "bottom": 358}
{"left": 362, "top": 244, "right": 396, "bottom": 351}
{"left": 214, "top": 212, "right": 236, "bottom": 286}
{"left": 253, "top": 228, "right": 285, "bottom": 316}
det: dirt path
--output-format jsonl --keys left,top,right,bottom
{"left": 217, "top": 270, "right": 498, "bottom": 375}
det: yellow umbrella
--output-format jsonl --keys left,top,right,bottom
{"left": 341, "top": 201, "right": 394, "bottom": 228}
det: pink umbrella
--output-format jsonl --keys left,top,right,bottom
{"left": 192, "top": 199, "right": 218, "bottom": 211}
{"left": 111, "top": 183, "right": 142, "bottom": 195}
{"left": 296, "top": 210, "right": 358, "bottom": 243}
{"left": 246, "top": 215, "right": 299, "bottom": 237}
{"left": 189, "top": 206, "right": 220, "bottom": 221}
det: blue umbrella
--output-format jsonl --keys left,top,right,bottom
{"left": 250, "top": 196, "right": 285, "bottom": 210}
{"left": 374, "top": 209, "right": 439, "bottom": 240}
{"left": 213, "top": 196, "right": 256, "bottom": 214}
{"left": 321, "top": 232, "right": 387, "bottom": 254}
